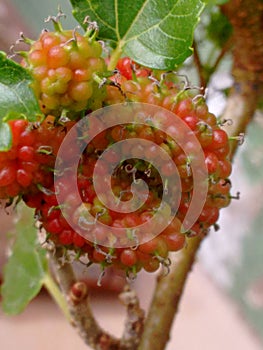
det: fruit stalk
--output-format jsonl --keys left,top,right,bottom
{"left": 107, "top": 43, "right": 123, "bottom": 71}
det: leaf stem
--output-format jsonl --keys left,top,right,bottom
{"left": 108, "top": 43, "right": 123, "bottom": 71}
{"left": 42, "top": 272, "right": 71, "bottom": 322}
{"left": 193, "top": 40, "right": 207, "bottom": 89}
{"left": 212, "top": 37, "right": 232, "bottom": 74}
{"left": 193, "top": 37, "right": 232, "bottom": 90}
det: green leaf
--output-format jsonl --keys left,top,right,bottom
{"left": 1, "top": 204, "right": 48, "bottom": 315}
{"left": 70, "top": 0, "right": 205, "bottom": 70}
{"left": 0, "top": 122, "right": 12, "bottom": 151}
{"left": 0, "top": 52, "right": 41, "bottom": 122}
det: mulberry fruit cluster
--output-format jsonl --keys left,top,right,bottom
{"left": 0, "top": 18, "right": 234, "bottom": 276}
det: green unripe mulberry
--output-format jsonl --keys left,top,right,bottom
{"left": 22, "top": 28, "right": 106, "bottom": 116}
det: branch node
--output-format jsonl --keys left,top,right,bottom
{"left": 70, "top": 281, "right": 88, "bottom": 305}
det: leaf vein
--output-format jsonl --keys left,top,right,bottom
{"left": 169, "top": 13, "right": 193, "bottom": 19}
{"left": 135, "top": 37, "right": 179, "bottom": 59}
{"left": 121, "top": 0, "right": 149, "bottom": 41}
{"left": 115, "top": 0, "right": 120, "bottom": 40}
{"left": 124, "top": 1, "right": 192, "bottom": 44}
{"left": 158, "top": 27, "right": 186, "bottom": 41}
{"left": 86, "top": 0, "right": 116, "bottom": 33}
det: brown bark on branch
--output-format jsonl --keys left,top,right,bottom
{"left": 138, "top": 237, "right": 202, "bottom": 350}
{"left": 221, "top": 0, "right": 263, "bottom": 154}
{"left": 222, "top": 0, "right": 263, "bottom": 84}
{"left": 49, "top": 248, "right": 144, "bottom": 350}
{"left": 119, "top": 286, "right": 145, "bottom": 349}
{"left": 49, "top": 248, "right": 121, "bottom": 350}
